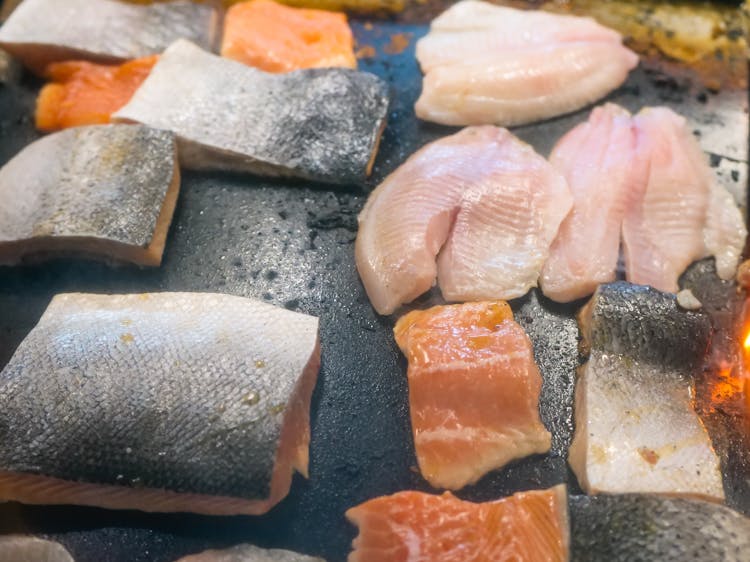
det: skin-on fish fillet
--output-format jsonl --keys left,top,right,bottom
{"left": 114, "top": 40, "right": 389, "bottom": 185}
{"left": 0, "top": 124, "right": 179, "bottom": 267}
{"left": 623, "top": 107, "right": 747, "bottom": 292}
{"left": 176, "top": 544, "right": 325, "bottom": 562}
{"left": 569, "top": 282, "right": 724, "bottom": 502}
{"left": 0, "top": 536, "right": 74, "bottom": 562}
{"left": 346, "top": 485, "right": 569, "bottom": 562}
{"left": 0, "top": 292, "right": 320, "bottom": 516}
{"left": 0, "top": 0, "right": 219, "bottom": 74}
{"left": 540, "top": 103, "right": 648, "bottom": 303}
{"left": 355, "top": 126, "right": 572, "bottom": 315}
{"left": 394, "top": 301, "right": 551, "bottom": 490}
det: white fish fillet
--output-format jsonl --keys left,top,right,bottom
{"left": 355, "top": 126, "right": 572, "bottom": 315}
{"left": 176, "top": 544, "right": 325, "bottom": 562}
{"left": 540, "top": 104, "right": 648, "bottom": 302}
{"left": 0, "top": 536, "right": 74, "bottom": 562}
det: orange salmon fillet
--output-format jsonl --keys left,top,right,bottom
{"left": 221, "top": 0, "right": 356, "bottom": 72}
{"left": 346, "top": 485, "right": 570, "bottom": 562}
{"left": 394, "top": 301, "right": 551, "bottom": 490}
{"left": 35, "top": 56, "right": 158, "bottom": 132}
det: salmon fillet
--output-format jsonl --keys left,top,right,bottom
{"left": 394, "top": 301, "right": 551, "bottom": 490}
{"left": 221, "top": 0, "right": 356, "bottom": 73}
{"left": 346, "top": 485, "right": 569, "bottom": 562}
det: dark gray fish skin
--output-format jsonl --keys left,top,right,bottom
{"left": 579, "top": 281, "right": 712, "bottom": 370}
{"left": 570, "top": 494, "right": 750, "bottom": 562}
{"left": 114, "top": 40, "right": 390, "bottom": 185}
{"left": 0, "top": 293, "right": 319, "bottom": 510}
{"left": 0, "top": 124, "right": 179, "bottom": 267}
{"left": 0, "top": 0, "right": 219, "bottom": 73}
{"left": 176, "top": 544, "right": 325, "bottom": 562}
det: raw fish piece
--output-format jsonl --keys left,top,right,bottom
{"left": 570, "top": 282, "right": 724, "bottom": 501}
{"left": 114, "top": 40, "right": 388, "bottom": 184}
{"left": 176, "top": 544, "right": 325, "bottom": 561}
{"left": 0, "top": 124, "right": 179, "bottom": 267}
{"left": 417, "top": 0, "right": 622, "bottom": 72}
{"left": 0, "top": 0, "right": 218, "bottom": 74}
{"left": 540, "top": 104, "right": 648, "bottom": 302}
{"left": 0, "top": 536, "right": 74, "bottom": 562}
{"left": 394, "top": 302, "right": 551, "bottom": 490}
{"left": 570, "top": 495, "right": 750, "bottom": 562}
{"left": 221, "top": 0, "right": 356, "bottom": 72}
{"left": 36, "top": 56, "right": 158, "bottom": 131}
{"left": 0, "top": 292, "right": 320, "bottom": 516}
{"left": 416, "top": 42, "right": 638, "bottom": 127}
{"left": 355, "top": 126, "right": 572, "bottom": 315}
{"left": 346, "top": 485, "right": 569, "bottom": 562}
{"left": 623, "top": 106, "right": 746, "bottom": 292}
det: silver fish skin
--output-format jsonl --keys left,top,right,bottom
{"left": 0, "top": 0, "right": 219, "bottom": 74}
{"left": 570, "top": 494, "right": 750, "bottom": 562}
{"left": 570, "top": 282, "right": 724, "bottom": 501}
{"left": 0, "top": 536, "right": 75, "bottom": 562}
{"left": 176, "top": 544, "right": 325, "bottom": 562}
{"left": 0, "top": 292, "right": 321, "bottom": 516}
{"left": 114, "top": 40, "right": 389, "bottom": 185}
{"left": 0, "top": 124, "right": 179, "bottom": 267}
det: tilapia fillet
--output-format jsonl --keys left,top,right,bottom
{"left": 0, "top": 0, "right": 218, "bottom": 74}
{"left": 0, "top": 293, "right": 320, "bottom": 515}
{"left": 177, "top": 544, "right": 325, "bottom": 562}
{"left": 394, "top": 301, "right": 551, "bottom": 490}
{"left": 114, "top": 40, "right": 389, "bottom": 184}
{"left": 355, "top": 126, "right": 572, "bottom": 315}
{"left": 0, "top": 124, "right": 179, "bottom": 267}
{"left": 570, "top": 282, "right": 724, "bottom": 501}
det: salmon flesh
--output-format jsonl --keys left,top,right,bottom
{"left": 0, "top": 124, "right": 179, "bottom": 267}
{"left": 0, "top": 292, "right": 321, "bottom": 515}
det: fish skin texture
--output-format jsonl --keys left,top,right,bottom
{"left": 0, "top": 292, "right": 320, "bottom": 515}
{"left": 570, "top": 494, "right": 750, "bottom": 562}
{"left": 541, "top": 103, "right": 648, "bottom": 303}
{"left": 0, "top": 124, "right": 179, "bottom": 267}
{"left": 346, "top": 485, "right": 569, "bottom": 562}
{"left": 623, "top": 106, "right": 746, "bottom": 292}
{"left": 0, "top": 0, "right": 219, "bottom": 74}
{"left": 394, "top": 301, "right": 551, "bottom": 490}
{"left": 176, "top": 544, "right": 326, "bottom": 562}
{"left": 114, "top": 40, "right": 389, "bottom": 185}
{"left": 570, "top": 283, "right": 724, "bottom": 501}
{"left": 355, "top": 126, "right": 572, "bottom": 315}
{"left": 0, "top": 536, "right": 75, "bottom": 562}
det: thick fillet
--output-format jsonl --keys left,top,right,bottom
{"left": 394, "top": 301, "right": 551, "bottom": 490}
{"left": 114, "top": 40, "right": 388, "bottom": 185}
{"left": 540, "top": 104, "right": 648, "bottom": 302}
{"left": 0, "top": 292, "right": 320, "bottom": 515}
{"left": 569, "top": 282, "right": 724, "bottom": 501}
{"left": 623, "top": 107, "right": 746, "bottom": 292}
{"left": 346, "top": 485, "right": 569, "bottom": 562}
{"left": 355, "top": 126, "right": 572, "bottom": 315}
{"left": 0, "top": 0, "right": 218, "bottom": 74}
{"left": 176, "top": 544, "right": 325, "bottom": 561}
{"left": 0, "top": 536, "right": 74, "bottom": 562}
{"left": 0, "top": 124, "right": 179, "bottom": 267}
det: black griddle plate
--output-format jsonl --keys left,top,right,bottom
{"left": 0, "top": 21, "right": 748, "bottom": 562}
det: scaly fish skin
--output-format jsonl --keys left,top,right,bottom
{"left": 0, "top": 293, "right": 320, "bottom": 515}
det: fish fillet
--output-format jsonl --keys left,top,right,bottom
{"left": 355, "top": 126, "right": 572, "bottom": 315}
{"left": 540, "top": 104, "right": 648, "bottom": 302}
{"left": 346, "top": 485, "right": 569, "bottom": 562}
{"left": 0, "top": 292, "right": 320, "bottom": 516}
{"left": 176, "top": 544, "right": 325, "bottom": 562}
{"left": 0, "top": 124, "right": 179, "bottom": 267}
{"left": 623, "top": 107, "right": 746, "bottom": 292}
{"left": 0, "top": 0, "right": 218, "bottom": 74}
{"left": 0, "top": 536, "right": 74, "bottom": 562}
{"left": 569, "top": 282, "right": 724, "bottom": 501}
{"left": 114, "top": 40, "right": 388, "bottom": 184}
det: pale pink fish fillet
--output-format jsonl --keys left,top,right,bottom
{"left": 415, "top": 42, "right": 638, "bottom": 127}
{"left": 540, "top": 103, "right": 649, "bottom": 302}
{"left": 355, "top": 126, "right": 572, "bottom": 315}
{"left": 417, "top": 0, "right": 622, "bottom": 72}
{"left": 623, "top": 107, "right": 745, "bottom": 292}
